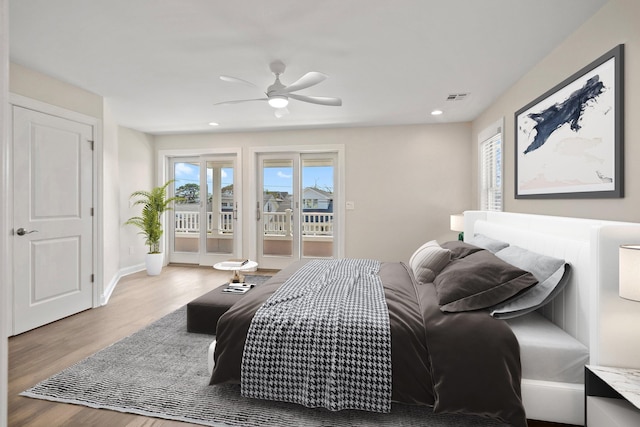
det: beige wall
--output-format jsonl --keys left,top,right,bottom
{"left": 101, "top": 101, "right": 120, "bottom": 292}
{"left": 342, "top": 124, "right": 471, "bottom": 261}
{"left": 119, "top": 126, "right": 155, "bottom": 268}
{"left": 471, "top": 0, "right": 640, "bottom": 222}
{"left": 9, "top": 62, "right": 103, "bottom": 119}
{"left": 155, "top": 123, "right": 471, "bottom": 263}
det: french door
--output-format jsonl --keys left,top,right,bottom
{"left": 169, "top": 155, "right": 239, "bottom": 265}
{"left": 257, "top": 152, "right": 337, "bottom": 269}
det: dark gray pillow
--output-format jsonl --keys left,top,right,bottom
{"left": 467, "top": 233, "right": 510, "bottom": 253}
{"left": 434, "top": 249, "right": 538, "bottom": 313}
{"left": 440, "top": 240, "right": 484, "bottom": 260}
{"left": 490, "top": 246, "right": 571, "bottom": 319}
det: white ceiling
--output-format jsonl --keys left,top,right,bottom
{"left": 9, "top": 0, "right": 608, "bottom": 135}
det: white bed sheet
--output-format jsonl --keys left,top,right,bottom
{"left": 506, "top": 311, "right": 589, "bottom": 384}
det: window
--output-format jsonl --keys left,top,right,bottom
{"left": 479, "top": 126, "right": 503, "bottom": 211}
{"left": 303, "top": 198, "right": 319, "bottom": 209}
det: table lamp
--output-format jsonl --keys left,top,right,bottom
{"left": 619, "top": 244, "right": 640, "bottom": 301}
{"left": 450, "top": 214, "right": 465, "bottom": 241}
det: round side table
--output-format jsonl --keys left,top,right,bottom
{"left": 213, "top": 260, "right": 258, "bottom": 283}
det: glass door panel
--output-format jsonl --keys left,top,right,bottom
{"left": 261, "top": 158, "right": 294, "bottom": 259}
{"left": 206, "top": 160, "right": 235, "bottom": 255}
{"left": 301, "top": 156, "right": 334, "bottom": 258}
{"left": 170, "top": 155, "right": 238, "bottom": 265}
{"left": 173, "top": 160, "right": 200, "bottom": 254}
{"left": 257, "top": 153, "right": 337, "bottom": 269}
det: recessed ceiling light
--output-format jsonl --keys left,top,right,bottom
{"left": 209, "top": 122, "right": 220, "bottom": 126}
{"left": 431, "top": 110, "right": 443, "bottom": 116}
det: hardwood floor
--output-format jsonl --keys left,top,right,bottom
{"left": 8, "top": 265, "right": 235, "bottom": 426}
{"left": 8, "top": 265, "right": 577, "bottom": 426}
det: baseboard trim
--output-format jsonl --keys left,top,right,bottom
{"left": 101, "top": 263, "right": 146, "bottom": 305}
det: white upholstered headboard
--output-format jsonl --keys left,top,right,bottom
{"left": 463, "top": 211, "right": 640, "bottom": 368}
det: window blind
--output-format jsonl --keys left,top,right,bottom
{"left": 479, "top": 133, "right": 502, "bottom": 211}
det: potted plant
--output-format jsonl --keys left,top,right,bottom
{"left": 125, "top": 180, "right": 181, "bottom": 275}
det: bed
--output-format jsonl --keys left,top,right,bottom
{"left": 462, "top": 211, "right": 640, "bottom": 425}
{"left": 209, "top": 211, "right": 640, "bottom": 426}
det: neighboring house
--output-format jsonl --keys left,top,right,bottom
{"left": 302, "top": 187, "right": 333, "bottom": 212}
{"left": 221, "top": 191, "right": 234, "bottom": 211}
{"left": 263, "top": 192, "right": 292, "bottom": 213}
{"left": 263, "top": 188, "right": 332, "bottom": 213}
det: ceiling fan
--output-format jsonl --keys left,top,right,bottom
{"left": 215, "top": 60, "right": 342, "bottom": 117}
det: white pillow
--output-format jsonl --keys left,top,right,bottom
{"left": 409, "top": 240, "right": 452, "bottom": 284}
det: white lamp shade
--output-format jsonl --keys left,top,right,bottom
{"left": 450, "top": 214, "right": 465, "bottom": 232}
{"left": 619, "top": 245, "right": 640, "bottom": 301}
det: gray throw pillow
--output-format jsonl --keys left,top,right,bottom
{"left": 467, "top": 233, "right": 510, "bottom": 253}
{"left": 490, "top": 245, "right": 571, "bottom": 319}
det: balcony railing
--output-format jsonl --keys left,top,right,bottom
{"left": 175, "top": 211, "right": 234, "bottom": 234}
{"left": 175, "top": 210, "right": 333, "bottom": 237}
{"left": 263, "top": 210, "right": 333, "bottom": 236}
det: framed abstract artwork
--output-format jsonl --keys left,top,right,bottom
{"left": 515, "top": 44, "right": 624, "bottom": 199}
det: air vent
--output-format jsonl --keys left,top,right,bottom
{"left": 446, "top": 93, "right": 469, "bottom": 101}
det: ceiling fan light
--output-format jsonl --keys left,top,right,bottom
{"left": 268, "top": 95, "right": 289, "bottom": 109}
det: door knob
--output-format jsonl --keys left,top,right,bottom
{"left": 16, "top": 228, "right": 38, "bottom": 236}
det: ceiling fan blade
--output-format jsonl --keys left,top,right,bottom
{"left": 288, "top": 93, "right": 342, "bottom": 106}
{"left": 214, "top": 98, "right": 268, "bottom": 105}
{"left": 281, "top": 72, "right": 327, "bottom": 93}
{"left": 219, "top": 75, "right": 260, "bottom": 89}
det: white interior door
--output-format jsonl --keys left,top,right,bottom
{"left": 12, "top": 106, "right": 94, "bottom": 335}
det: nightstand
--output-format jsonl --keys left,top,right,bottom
{"left": 585, "top": 365, "right": 640, "bottom": 426}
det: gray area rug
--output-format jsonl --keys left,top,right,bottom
{"left": 22, "top": 276, "right": 505, "bottom": 427}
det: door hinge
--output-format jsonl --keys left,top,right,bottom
{"left": 88, "top": 140, "right": 94, "bottom": 150}
{"left": 90, "top": 207, "right": 94, "bottom": 216}
{"left": 91, "top": 274, "right": 94, "bottom": 283}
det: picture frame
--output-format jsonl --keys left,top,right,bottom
{"left": 515, "top": 44, "right": 624, "bottom": 199}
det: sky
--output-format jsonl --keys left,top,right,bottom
{"left": 173, "top": 162, "right": 233, "bottom": 192}
{"left": 174, "top": 162, "right": 333, "bottom": 194}
{"left": 264, "top": 166, "right": 333, "bottom": 193}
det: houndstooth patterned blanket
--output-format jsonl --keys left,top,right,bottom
{"left": 241, "top": 259, "right": 392, "bottom": 413}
